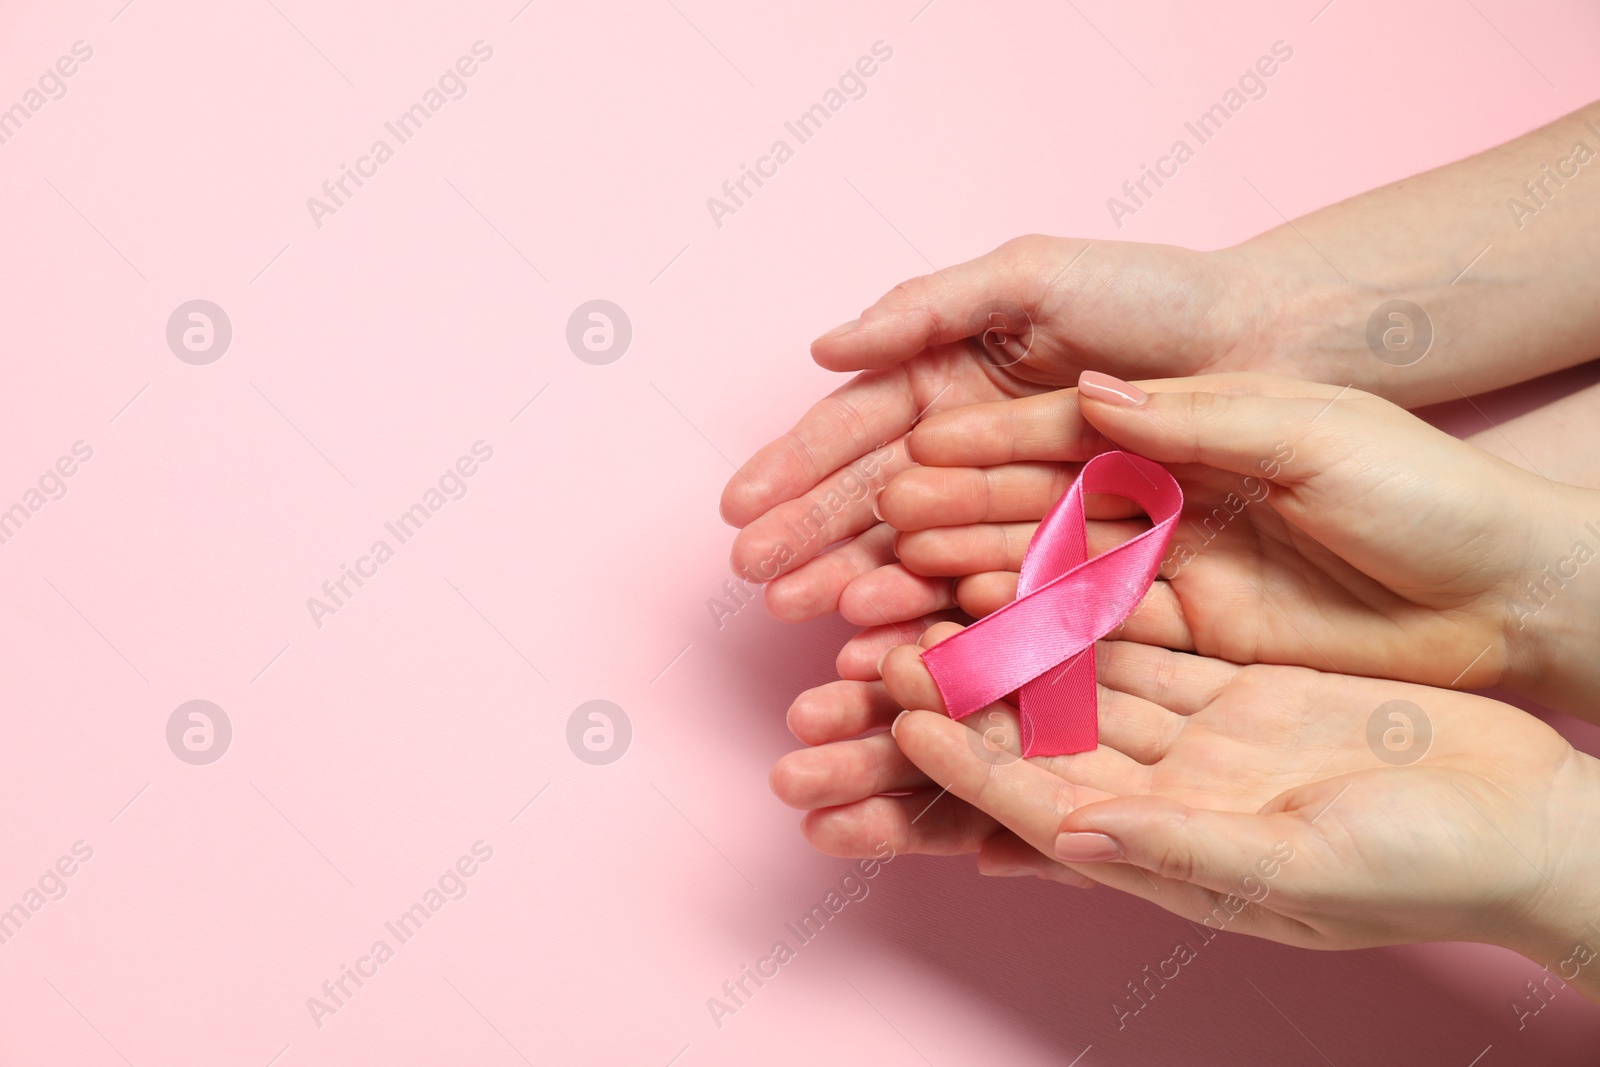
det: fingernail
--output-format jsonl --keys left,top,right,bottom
{"left": 871, "top": 494, "right": 885, "bottom": 522}
{"left": 1054, "top": 831, "right": 1122, "bottom": 863}
{"left": 890, "top": 709, "right": 911, "bottom": 738}
{"left": 1078, "top": 370, "right": 1148, "bottom": 407}
{"left": 982, "top": 864, "right": 1036, "bottom": 878}
{"left": 814, "top": 318, "right": 860, "bottom": 344}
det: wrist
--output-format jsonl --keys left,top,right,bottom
{"left": 1494, "top": 753, "right": 1600, "bottom": 1007}
{"left": 1216, "top": 231, "right": 1492, "bottom": 407}
{"left": 1500, "top": 481, "right": 1600, "bottom": 718}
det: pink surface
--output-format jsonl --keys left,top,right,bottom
{"left": 2, "top": 0, "right": 1599, "bottom": 1064}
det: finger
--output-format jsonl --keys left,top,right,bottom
{"left": 720, "top": 368, "right": 915, "bottom": 527}
{"left": 839, "top": 564, "right": 957, "bottom": 628}
{"left": 909, "top": 389, "right": 1109, "bottom": 466}
{"left": 1075, "top": 370, "right": 1357, "bottom": 480}
{"left": 892, "top": 709, "right": 1316, "bottom": 942}
{"left": 1057, "top": 794, "right": 1315, "bottom": 907}
{"left": 917, "top": 620, "right": 967, "bottom": 648}
{"left": 896, "top": 523, "right": 1036, "bottom": 576}
{"left": 880, "top": 643, "right": 950, "bottom": 714}
{"left": 787, "top": 680, "right": 901, "bottom": 745}
{"left": 879, "top": 464, "right": 1150, "bottom": 531}
{"left": 976, "top": 831, "right": 1097, "bottom": 888}
{"left": 837, "top": 612, "right": 965, "bottom": 680}
{"left": 1094, "top": 685, "right": 1185, "bottom": 766}
{"left": 953, "top": 572, "right": 1019, "bottom": 618}
{"left": 897, "top": 518, "right": 1155, "bottom": 576}
{"left": 809, "top": 238, "right": 1088, "bottom": 372}
{"left": 801, "top": 790, "right": 1004, "bottom": 859}
{"left": 1094, "top": 642, "right": 1240, "bottom": 716}
{"left": 889, "top": 709, "right": 1117, "bottom": 860}
{"left": 770, "top": 734, "right": 932, "bottom": 810}
{"left": 764, "top": 522, "right": 898, "bottom": 623}
{"left": 729, "top": 436, "right": 913, "bottom": 582}
{"left": 1108, "top": 581, "right": 1193, "bottom": 650}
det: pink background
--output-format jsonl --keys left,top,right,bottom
{"left": 3, "top": 0, "right": 1599, "bottom": 1063}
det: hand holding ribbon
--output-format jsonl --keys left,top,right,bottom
{"left": 920, "top": 450, "right": 1182, "bottom": 756}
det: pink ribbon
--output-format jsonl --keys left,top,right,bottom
{"left": 921, "top": 451, "right": 1183, "bottom": 757}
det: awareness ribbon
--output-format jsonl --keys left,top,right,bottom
{"left": 920, "top": 450, "right": 1183, "bottom": 757}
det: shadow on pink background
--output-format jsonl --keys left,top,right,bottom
{"left": 1, "top": 0, "right": 1598, "bottom": 1063}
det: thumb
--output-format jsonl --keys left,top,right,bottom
{"left": 1057, "top": 795, "right": 1307, "bottom": 899}
{"left": 811, "top": 238, "right": 1078, "bottom": 372}
{"left": 1074, "top": 370, "right": 1371, "bottom": 481}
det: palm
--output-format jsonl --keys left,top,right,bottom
{"left": 994, "top": 654, "right": 1582, "bottom": 949}
{"left": 786, "top": 636, "right": 1587, "bottom": 951}
{"left": 1143, "top": 460, "right": 1522, "bottom": 690}
{"left": 723, "top": 237, "right": 1251, "bottom": 617}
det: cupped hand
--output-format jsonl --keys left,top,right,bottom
{"left": 881, "top": 633, "right": 1600, "bottom": 969}
{"left": 778, "top": 620, "right": 1600, "bottom": 966}
{"left": 720, "top": 236, "right": 1253, "bottom": 623}
{"left": 865, "top": 371, "right": 1596, "bottom": 710}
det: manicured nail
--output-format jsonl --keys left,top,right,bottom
{"left": 1054, "top": 831, "right": 1122, "bottom": 863}
{"left": 1078, "top": 370, "right": 1148, "bottom": 407}
{"left": 890, "top": 709, "right": 911, "bottom": 738}
{"left": 814, "top": 318, "right": 860, "bottom": 344}
{"left": 982, "top": 864, "right": 1036, "bottom": 878}
{"left": 871, "top": 495, "right": 885, "bottom": 522}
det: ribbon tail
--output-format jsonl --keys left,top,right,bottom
{"left": 1019, "top": 646, "right": 1097, "bottom": 757}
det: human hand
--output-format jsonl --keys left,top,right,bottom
{"left": 720, "top": 236, "right": 1256, "bottom": 625}
{"left": 872, "top": 632, "right": 1600, "bottom": 1001}
{"left": 728, "top": 100, "right": 1600, "bottom": 626}
{"left": 864, "top": 371, "right": 1600, "bottom": 718}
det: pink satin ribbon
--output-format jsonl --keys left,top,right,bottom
{"left": 921, "top": 451, "right": 1183, "bottom": 757}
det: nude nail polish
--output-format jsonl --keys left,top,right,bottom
{"left": 1054, "top": 831, "right": 1122, "bottom": 863}
{"left": 1078, "top": 370, "right": 1148, "bottom": 407}
{"left": 814, "top": 318, "right": 860, "bottom": 344}
{"left": 982, "top": 865, "right": 1036, "bottom": 877}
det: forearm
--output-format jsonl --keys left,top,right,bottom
{"left": 1228, "top": 100, "right": 1600, "bottom": 407}
{"left": 1457, "top": 372, "right": 1600, "bottom": 490}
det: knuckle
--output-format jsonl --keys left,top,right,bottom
{"left": 820, "top": 395, "right": 873, "bottom": 456}
{"left": 1150, "top": 839, "right": 1197, "bottom": 883}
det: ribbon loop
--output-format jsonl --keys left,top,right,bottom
{"left": 921, "top": 451, "right": 1183, "bottom": 757}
